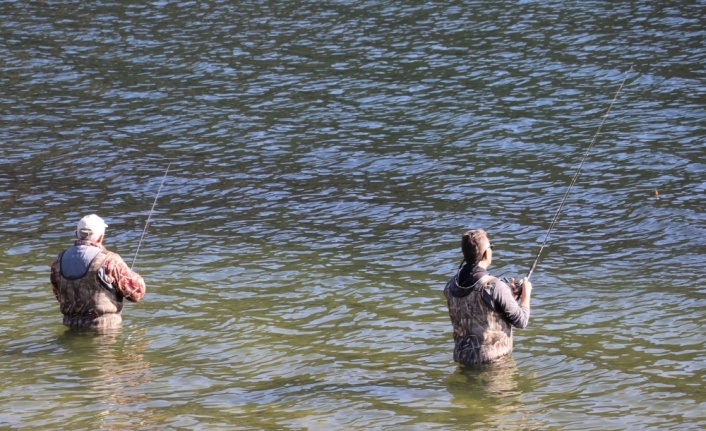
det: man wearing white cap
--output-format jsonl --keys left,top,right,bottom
{"left": 50, "top": 214, "right": 146, "bottom": 330}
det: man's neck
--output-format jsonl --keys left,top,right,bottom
{"left": 74, "top": 238, "right": 104, "bottom": 248}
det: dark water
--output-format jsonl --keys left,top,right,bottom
{"left": 1, "top": 1, "right": 705, "bottom": 430}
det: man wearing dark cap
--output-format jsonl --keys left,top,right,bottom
{"left": 50, "top": 214, "right": 146, "bottom": 330}
{"left": 444, "top": 229, "right": 532, "bottom": 365}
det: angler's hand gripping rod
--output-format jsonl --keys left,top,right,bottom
{"left": 525, "top": 67, "right": 632, "bottom": 281}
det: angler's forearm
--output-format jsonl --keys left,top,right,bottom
{"left": 104, "top": 255, "right": 146, "bottom": 302}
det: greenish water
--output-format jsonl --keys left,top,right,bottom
{"left": 1, "top": 1, "right": 705, "bottom": 430}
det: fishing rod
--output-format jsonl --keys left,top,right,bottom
{"left": 523, "top": 67, "right": 632, "bottom": 282}
{"left": 131, "top": 163, "right": 171, "bottom": 270}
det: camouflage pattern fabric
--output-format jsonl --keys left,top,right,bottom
{"left": 52, "top": 250, "right": 124, "bottom": 330}
{"left": 444, "top": 276, "right": 513, "bottom": 365}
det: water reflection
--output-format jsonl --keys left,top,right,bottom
{"left": 444, "top": 357, "right": 540, "bottom": 429}
{"left": 446, "top": 356, "right": 522, "bottom": 400}
{"left": 55, "top": 327, "right": 155, "bottom": 429}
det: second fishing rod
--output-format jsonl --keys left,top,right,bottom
{"left": 510, "top": 68, "right": 632, "bottom": 291}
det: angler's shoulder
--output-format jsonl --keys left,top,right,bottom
{"left": 102, "top": 251, "right": 131, "bottom": 271}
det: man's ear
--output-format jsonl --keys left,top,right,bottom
{"left": 482, "top": 246, "right": 492, "bottom": 262}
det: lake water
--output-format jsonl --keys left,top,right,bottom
{"left": 1, "top": 1, "right": 705, "bottom": 430}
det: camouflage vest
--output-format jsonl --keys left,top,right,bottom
{"left": 444, "top": 274, "right": 513, "bottom": 365}
{"left": 52, "top": 246, "right": 123, "bottom": 329}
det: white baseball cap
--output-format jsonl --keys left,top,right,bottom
{"left": 76, "top": 214, "right": 108, "bottom": 239}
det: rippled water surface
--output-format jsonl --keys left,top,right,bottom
{"left": 1, "top": 1, "right": 705, "bottom": 430}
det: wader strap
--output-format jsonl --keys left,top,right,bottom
{"left": 476, "top": 274, "right": 499, "bottom": 311}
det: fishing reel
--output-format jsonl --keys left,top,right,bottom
{"left": 501, "top": 277, "right": 524, "bottom": 297}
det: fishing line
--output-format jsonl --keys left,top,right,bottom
{"left": 525, "top": 67, "right": 632, "bottom": 280}
{"left": 131, "top": 163, "right": 171, "bottom": 270}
